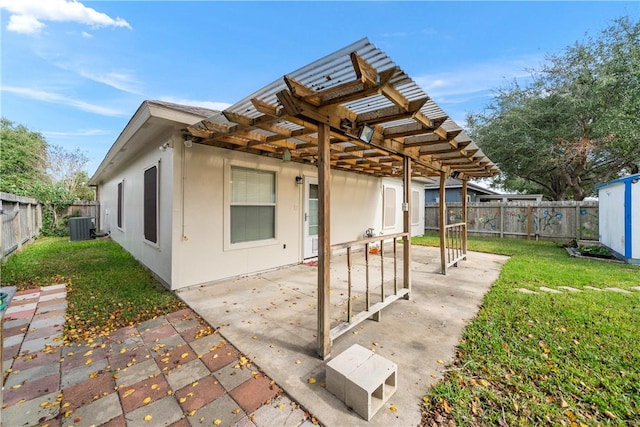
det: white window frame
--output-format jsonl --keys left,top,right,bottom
{"left": 143, "top": 162, "right": 160, "bottom": 247}
{"left": 383, "top": 186, "right": 397, "bottom": 229}
{"left": 117, "top": 179, "right": 124, "bottom": 230}
{"left": 411, "top": 189, "right": 420, "bottom": 225}
{"left": 224, "top": 160, "right": 278, "bottom": 251}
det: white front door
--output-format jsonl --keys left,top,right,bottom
{"left": 303, "top": 177, "right": 319, "bottom": 259}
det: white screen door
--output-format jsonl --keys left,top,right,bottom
{"left": 304, "top": 177, "right": 319, "bottom": 259}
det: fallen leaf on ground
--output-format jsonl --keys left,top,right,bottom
{"left": 142, "top": 397, "right": 152, "bottom": 404}
{"left": 122, "top": 389, "right": 135, "bottom": 398}
{"left": 308, "top": 377, "right": 317, "bottom": 384}
{"left": 390, "top": 405, "right": 398, "bottom": 412}
{"left": 437, "top": 359, "right": 444, "bottom": 364}
{"left": 144, "top": 415, "right": 152, "bottom": 422}
{"left": 151, "top": 384, "right": 159, "bottom": 390}
{"left": 214, "top": 419, "right": 222, "bottom": 425}
{"left": 276, "top": 403, "right": 285, "bottom": 410}
{"left": 85, "top": 359, "right": 92, "bottom": 365}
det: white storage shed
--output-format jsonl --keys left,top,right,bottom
{"left": 596, "top": 174, "right": 640, "bottom": 264}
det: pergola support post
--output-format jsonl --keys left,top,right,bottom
{"left": 462, "top": 178, "right": 468, "bottom": 257}
{"left": 439, "top": 171, "right": 447, "bottom": 274}
{"left": 403, "top": 156, "right": 412, "bottom": 299}
{"left": 317, "top": 122, "right": 331, "bottom": 359}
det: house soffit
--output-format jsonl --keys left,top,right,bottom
{"left": 184, "top": 38, "right": 499, "bottom": 180}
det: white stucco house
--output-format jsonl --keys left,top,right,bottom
{"left": 90, "top": 39, "right": 497, "bottom": 300}
{"left": 89, "top": 99, "right": 425, "bottom": 290}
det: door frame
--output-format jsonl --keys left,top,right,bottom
{"left": 303, "top": 176, "right": 319, "bottom": 259}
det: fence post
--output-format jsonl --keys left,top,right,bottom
{"left": 499, "top": 204, "right": 504, "bottom": 238}
{"left": 575, "top": 204, "right": 581, "bottom": 241}
{"left": 15, "top": 203, "right": 22, "bottom": 251}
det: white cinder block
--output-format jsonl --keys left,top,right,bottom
{"left": 326, "top": 344, "right": 373, "bottom": 402}
{"left": 326, "top": 344, "right": 398, "bottom": 421}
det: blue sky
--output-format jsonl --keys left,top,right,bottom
{"left": 1, "top": 1, "right": 638, "bottom": 176}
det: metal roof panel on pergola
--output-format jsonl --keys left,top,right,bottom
{"left": 184, "top": 38, "right": 499, "bottom": 180}
{"left": 184, "top": 38, "right": 496, "bottom": 358}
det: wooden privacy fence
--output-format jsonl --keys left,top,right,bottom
{"left": 1, "top": 192, "right": 42, "bottom": 261}
{"left": 65, "top": 201, "right": 98, "bottom": 220}
{"left": 426, "top": 201, "right": 599, "bottom": 241}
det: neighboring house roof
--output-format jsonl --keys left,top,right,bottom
{"left": 89, "top": 100, "right": 218, "bottom": 185}
{"left": 424, "top": 178, "right": 498, "bottom": 195}
{"left": 185, "top": 38, "right": 499, "bottom": 180}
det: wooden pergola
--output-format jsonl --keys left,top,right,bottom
{"left": 184, "top": 39, "right": 498, "bottom": 358}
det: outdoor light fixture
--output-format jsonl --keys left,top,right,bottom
{"left": 159, "top": 142, "right": 171, "bottom": 151}
{"left": 184, "top": 139, "right": 193, "bottom": 148}
{"left": 358, "top": 125, "right": 375, "bottom": 144}
{"left": 295, "top": 176, "right": 303, "bottom": 185}
{"left": 282, "top": 148, "right": 292, "bottom": 162}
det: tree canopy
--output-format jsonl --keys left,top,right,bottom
{"left": 0, "top": 118, "right": 48, "bottom": 196}
{"left": 1, "top": 118, "right": 94, "bottom": 234}
{"left": 469, "top": 17, "right": 640, "bottom": 200}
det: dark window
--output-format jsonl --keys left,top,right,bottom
{"left": 117, "top": 181, "right": 123, "bottom": 229}
{"left": 144, "top": 165, "right": 158, "bottom": 243}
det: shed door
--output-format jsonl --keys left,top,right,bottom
{"left": 303, "top": 177, "right": 319, "bottom": 259}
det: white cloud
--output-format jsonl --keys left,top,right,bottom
{"left": 6, "top": 13, "right": 44, "bottom": 34}
{"left": 43, "top": 129, "right": 110, "bottom": 137}
{"left": 81, "top": 31, "right": 92, "bottom": 38}
{"left": 414, "top": 54, "right": 543, "bottom": 105}
{"left": 1, "top": 86, "right": 127, "bottom": 116}
{"left": 159, "top": 97, "right": 233, "bottom": 112}
{"left": 0, "top": 0, "right": 131, "bottom": 35}
{"left": 74, "top": 68, "right": 141, "bottom": 94}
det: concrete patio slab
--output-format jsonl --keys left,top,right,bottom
{"left": 178, "top": 245, "right": 508, "bottom": 426}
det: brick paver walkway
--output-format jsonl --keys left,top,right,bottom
{"left": 2, "top": 285, "right": 315, "bottom": 427}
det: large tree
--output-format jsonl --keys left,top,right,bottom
{"left": 0, "top": 118, "right": 48, "bottom": 195}
{"left": 469, "top": 17, "right": 640, "bottom": 200}
{"left": 1, "top": 118, "right": 94, "bottom": 234}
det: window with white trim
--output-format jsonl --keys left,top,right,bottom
{"left": 230, "top": 167, "right": 276, "bottom": 243}
{"left": 411, "top": 190, "right": 420, "bottom": 225}
{"left": 117, "top": 180, "right": 124, "bottom": 229}
{"left": 383, "top": 186, "right": 396, "bottom": 228}
{"left": 143, "top": 165, "right": 158, "bottom": 244}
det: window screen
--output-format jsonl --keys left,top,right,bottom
{"left": 117, "top": 181, "right": 123, "bottom": 229}
{"left": 144, "top": 165, "right": 158, "bottom": 243}
{"left": 383, "top": 187, "right": 396, "bottom": 228}
{"left": 230, "top": 167, "right": 276, "bottom": 243}
{"left": 412, "top": 190, "right": 420, "bottom": 225}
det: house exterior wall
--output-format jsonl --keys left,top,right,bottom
{"left": 96, "top": 137, "right": 175, "bottom": 286}
{"left": 597, "top": 175, "right": 639, "bottom": 263}
{"left": 169, "top": 143, "right": 423, "bottom": 290}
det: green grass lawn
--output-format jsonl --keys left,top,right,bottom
{"left": 414, "top": 234, "right": 640, "bottom": 426}
{"left": 1, "top": 237, "right": 186, "bottom": 342}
